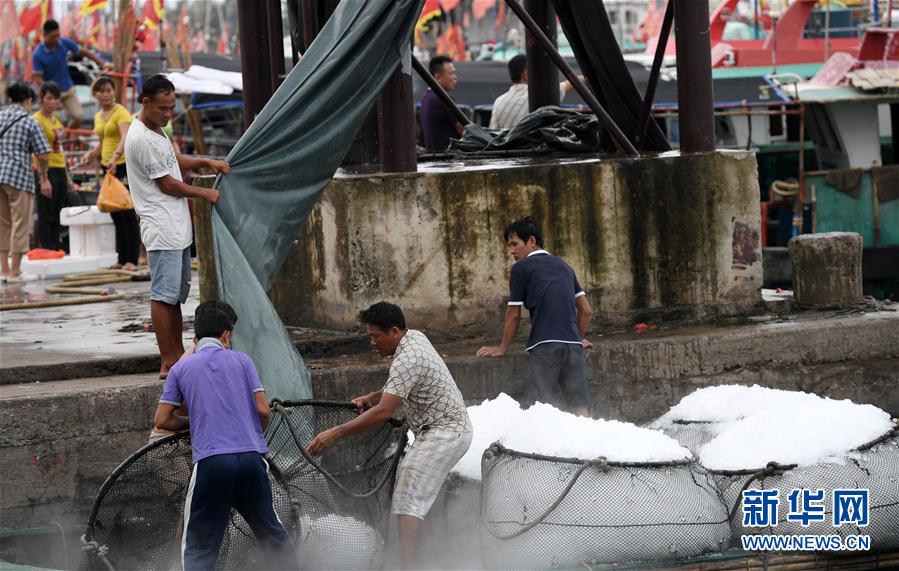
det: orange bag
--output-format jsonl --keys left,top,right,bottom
{"left": 27, "top": 248, "right": 65, "bottom": 260}
{"left": 97, "top": 172, "right": 133, "bottom": 213}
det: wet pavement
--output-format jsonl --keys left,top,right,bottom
{"left": 0, "top": 272, "right": 199, "bottom": 370}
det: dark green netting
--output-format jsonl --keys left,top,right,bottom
{"left": 212, "top": 0, "right": 424, "bottom": 401}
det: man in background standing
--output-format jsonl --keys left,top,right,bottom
{"left": 125, "top": 74, "right": 229, "bottom": 379}
{"left": 419, "top": 55, "right": 465, "bottom": 152}
{"left": 32, "top": 19, "right": 112, "bottom": 129}
{"left": 489, "top": 54, "right": 579, "bottom": 130}
{"left": 477, "top": 216, "right": 593, "bottom": 416}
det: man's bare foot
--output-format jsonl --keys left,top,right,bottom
{"left": 109, "top": 263, "right": 123, "bottom": 270}
{"left": 122, "top": 263, "right": 138, "bottom": 271}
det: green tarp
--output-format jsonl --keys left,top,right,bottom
{"left": 212, "top": 0, "right": 423, "bottom": 400}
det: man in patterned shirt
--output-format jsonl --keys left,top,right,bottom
{"left": 308, "top": 301, "right": 471, "bottom": 569}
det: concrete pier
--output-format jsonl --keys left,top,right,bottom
{"left": 3, "top": 310, "right": 898, "bottom": 530}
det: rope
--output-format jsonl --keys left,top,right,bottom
{"left": 770, "top": 179, "right": 799, "bottom": 197}
{"left": 479, "top": 443, "right": 610, "bottom": 540}
{"left": 81, "top": 534, "right": 115, "bottom": 571}
{"left": 0, "top": 269, "right": 140, "bottom": 310}
{"left": 0, "top": 293, "right": 125, "bottom": 311}
{"left": 727, "top": 461, "right": 796, "bottom": 523}
{"left": 270, "top": 401, "right": 405, "bottom": 500}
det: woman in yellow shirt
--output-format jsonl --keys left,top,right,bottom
{"left": 32, "top": 81, "right": 68, "bottom": 251}
{"left": 81, "top": 77, "right": 140, "bottom": 270}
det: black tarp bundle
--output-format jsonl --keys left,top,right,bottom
{"left": 212, "top": 0, "right": 423, "bottom": 400}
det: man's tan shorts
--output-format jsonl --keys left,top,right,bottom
{"left": 0, "top": 184, "right": 34, "bottom": 253}
{"left": 392, "top": 429, "right": 472, "bottom": 519}
{"left": 60, "top": 86, "right": 83, "bottom": 122}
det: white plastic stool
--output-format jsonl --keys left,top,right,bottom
{"left": 60, "top": 206, "right": 117, "bottom": 257}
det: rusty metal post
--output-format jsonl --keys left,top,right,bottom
{"left": 266, "top": 0, "right": 286, "bottom": 92}
{"left": 377, "top": 51, "right": 417, "bottom": 173}
{"left": 237, "top": 0, "right": 274, "bottom": 129}
{"left": 524, "top": 0, "right": 559, "bottom": 111}
{"left": 504, "top": 0, "right": 638, "bottom": 155}
{"left": 672, "top": 0, "right": 716, "bottom": 153}
{"left": 635, "top": 0, "right": 674, "bottom": 150}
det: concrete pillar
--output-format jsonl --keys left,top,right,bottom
{"left": 788, "top": 232, "right": 863, "bottom": 306}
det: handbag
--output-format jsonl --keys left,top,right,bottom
{"left": 97, "top": 171, "right": 133, "bottom": 212}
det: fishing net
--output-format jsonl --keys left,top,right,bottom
{"left": 424, "top": 472, "right": 483, "bottom": 568}
{"left": 82, "top": 401, "right": 405, "bottom": 570}
{"left": 478, "top": 444, "right": 731, "bottom": 569}
{"left": 653, "top": 420, "right": 719, "bottom": 457}
{"left": 715, "top": 429, "right": 899, "bottom": 552}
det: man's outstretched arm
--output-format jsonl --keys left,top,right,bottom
{"left": 308, "top": 393, "right": 403, "bottom": 456}
{"left": 476, "top": 304, "right": 522, "bottom": 357}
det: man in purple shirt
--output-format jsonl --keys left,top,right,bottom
{"left": 419, "top": 55, "right": 464, "bottom": 152}
{"left": 154, "top": 301, "right": 298, "bottom": 570}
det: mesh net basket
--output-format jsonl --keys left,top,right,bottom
{"left": 423, "top": 472, "right": 483, "bottom": 568}
{"left": 82, "top": 401, "right": 405, "bottom": 570}
{"left": 265, "top": 400, "right": 405, "bottom": 569}
{"left": 479, "top": 444, "right": 731, "bottom": 569}
{"left": 714, "top": 429, "right": 899, "bottom": 552}
{"left": 655, "top": 421, "right": 719, "bottom": 458}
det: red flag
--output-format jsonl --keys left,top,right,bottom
{"left": 81, "top": 0, "right": 108, "bottom": 16}
{"left": 1, "top": 0, "right": 21, "bottom": 44}
{"left": 417, "top": 0, "right": 442, "bottom": 33}
{"left": 20, "top": 2, "right": 42, "bottom": 36}
{"left": 472, "top": 0, "right": 495, "bottom": 21}
{"left": 216, "top": 24, "right": 231, "bottom": 55}
{"left": 437, "top": 23, "right": 467, "bottom": 61}
{"left": 142, "top": 0, "right": 164, "bottom": 30}
{"left": 438, "top": 0, "right": 460, "bottom": 11}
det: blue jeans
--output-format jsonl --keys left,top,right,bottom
{"left": 182, "top": 452, "right": 298, "bottom": 570}
{"left": 148, "top": 247, "right": 191, "bottom": 305}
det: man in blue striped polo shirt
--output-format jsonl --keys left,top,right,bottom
{"left": 477, "top": 216, "right": 593, "bottom": 416}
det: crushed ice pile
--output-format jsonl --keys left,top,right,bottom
{"left": 651, "top": 385, "right": 894, "bottom": 471}
{"left": 451, "top": 393, "right": 690, "bottom": 479}
{"left": 298, "top": 513, "right": 383, "bottom": 569}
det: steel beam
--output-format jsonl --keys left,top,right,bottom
{"left": 266, "top": 0, "right": 286, "bottom": 92}
{"left": 635, "top": 0, "right": 673, "bottom": 150}
{"left": 672, "top": 0, "right": 716, "bottom": 153}
{"left": 237, "top": 0, "right": 274, "bottom": 129}
{"left": 504, "top": 0, "right": 638, "bottom": 155}
{"left": 524, "top": 0, "right": 559, "bottom": 111}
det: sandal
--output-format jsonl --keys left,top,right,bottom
{"left": 122, "top": 263, "right": 138, "bottom": 272}
{"left": 109, "top": 263, "right": 124, "bottom": 270}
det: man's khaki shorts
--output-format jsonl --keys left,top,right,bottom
{"left": 60, "top": 86, "right": 83, "bottom": 122}
{"left": 392, "top": 428, "right": 472, "bottom": 519}
{"left": 0, "top": 184, "right": 34, "bottom": 253}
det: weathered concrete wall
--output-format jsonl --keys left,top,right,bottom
{"left": 266, "top": 151, "right": 762, "bottom": 330}
{"left": 3, "top": 312, "right": 897, "bottom": 530}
